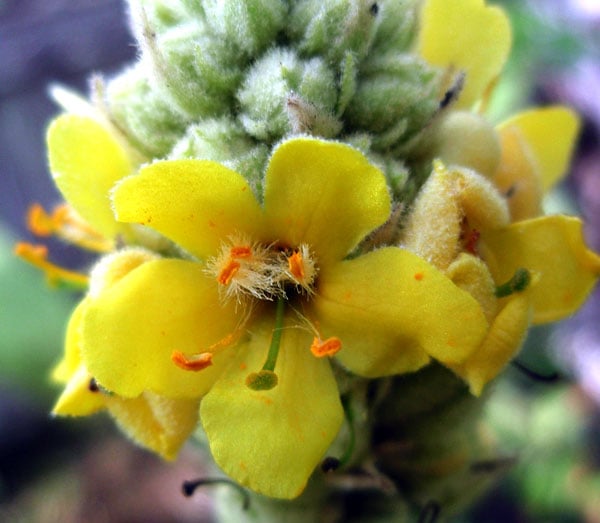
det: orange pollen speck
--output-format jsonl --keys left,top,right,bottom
{"left": 414, "top": 272, "right": 424, "bottom": 281}
{"left": 287, "top": 251, "right": 305, "bottom": 281}
{"left": 310, "top": 337, "right": 342, "bottom": 358}
{"left": 171, "top": 350, "right": 213, "bottom": 371}
{"left": 230, "top": 245, "right": 252, "bottom": 258}
{"left": 217, "top": 259, "right": 241, "bottom": 285}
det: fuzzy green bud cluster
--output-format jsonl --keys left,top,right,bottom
{"left": 102, "top": 0, "right": 443, "bottom": 197}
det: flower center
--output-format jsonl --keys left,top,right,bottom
{"left": 173, "top": 235, "right": 340, "bottom": 390}
{"left": 206, "top": 235, "right": 317, "bottom": 302}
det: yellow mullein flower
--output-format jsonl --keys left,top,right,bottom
{"left": 413, "top": 0, "right": 598, "bottom": 395}
{"left": 51, "top": 248, "right": 200, "bottom": 460}
{"left": 402, "top": 161, "right": 600, "bottom": 395}
{"left": 32, "top": 94, "right": 198, "bottom": 456}
{"left": 76, "top": 137, "right": 488, "bottom": 499}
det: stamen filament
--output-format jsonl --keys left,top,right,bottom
{"left": 14, "top": 242, "right": 89, "bottom": 289}
{"left": 27, "top": 203, "right": 114, "bottom": 252}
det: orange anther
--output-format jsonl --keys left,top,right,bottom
{"left": 15, "top": 241, "right": 48, "bottom": 260}
{"left": 230, "top": 245, "right": 252, "bottom": 258}
{"left": 27, "top": 203, "right": 54, "bottom": 236}
{"left": 171, "top": 350, "right": 213, "bottom": 371}
{"left": 27, "top": 203, "right": 113, "bottom": 252}
{"left": 310, "top": 336, "right": 342, "bottom": 358}
{"left": 287, "top": 250, "right": 305, "bottom": 281}
{"left": 217, "top": 259, "right": 241, "bottom": 285}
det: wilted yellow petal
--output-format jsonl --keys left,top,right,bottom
{"left": 455, "top": 292, "right": 531, "bottom": 396}
{"left": 107, "top": 393, "right": 200, "bottom": 460}
{"left": 482, "top": 216, "right": 600, "bottom": 324}
{"left": 494, "top": 120, "right": 543, "bottom": 221}
{"left": 418, "top": 0, "right": 511, "bottom": 108}
{"left": 429, "top": 111, "right": 501, "bottom": 178}
{"left": 446, "top": 253, "right": 498, "bottom": 323}
{"left": 402, "top": 164, "right": 462, "bottom": 270}
{"left": 403, "top": 162, "right": 508, "bottom": 270}
{"left": 52, "top": 365, "right": 106, "bottom": 416}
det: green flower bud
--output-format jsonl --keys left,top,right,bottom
{"left": 237, "top": 48, "right": 338, "bottom": 141}
{"left": 201, "top": 0, "right": 288, "bottom": 59}
{"left": 346, "top": 54, "right": 440, "bottom": 151}
{"left": 369, "top": 0, "right": 419, "bottom": 53}
{"left": 107, "top": 65, "right": 188, "bottom": 158}
{"left": 288, "top": 0, "right": 380, "bottom": 66}
{"left": 169, "top": 117, "right": 269, "bottom": 189}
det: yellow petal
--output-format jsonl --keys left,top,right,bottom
{"left": 418, "top": 0, "right": 511, "bottom": 108}
{"left": 446, "top": 253, "right": 498, "bottom": 323}
{"left": 494, "top": 118, "right": 543, "bottom": 221}
{"left": 200, "top": 319, "right": 343, "bottom": 499}
{"left": 106, "top": 393, "right": 200, "bottom": 460}
{"left": 497, "top": 107, "right": 580, "bottom": 193}
{"left": 52, "top": 364, "right": 106, "bottom": 416}
{"left": 263, "top": 138, "right": 390, "bottom": 267}
{"left": 52, "top": 299, "right": 88, "bottom": 383}
{"left": 482, "top": 216, "right": 600, "bottom": 324}
{"left": 47, "top": 115, "right": 133, "bottom": 238}
{"left": 113, "top": 160, "right": 264, "bottom": 260}
{"left": 453, "top": 292, "right": 531, "bottom": 396}
{"left": 313, "top": 247, "right": 489, "bottom": 377}
{"left": 82, "top": 259, "right": 240, "bottom": 398}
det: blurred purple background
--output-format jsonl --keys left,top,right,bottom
{"left": 1, "top": 0, "right": 135, "bottom": 239}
